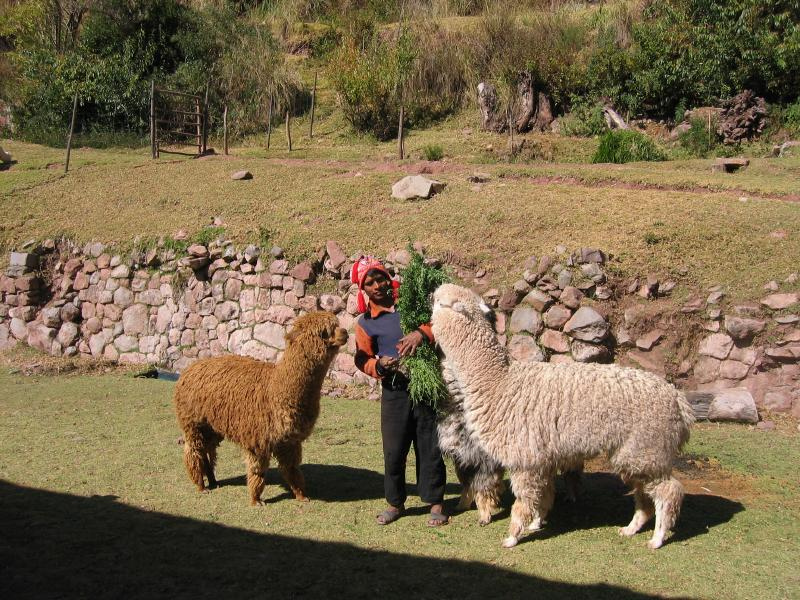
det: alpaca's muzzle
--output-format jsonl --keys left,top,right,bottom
{"left": 333, "top": 328, "right": 348, "bottom": 346}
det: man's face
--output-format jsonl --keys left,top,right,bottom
{"left": 362, "top": 271, "right": 391, "bottom": 303}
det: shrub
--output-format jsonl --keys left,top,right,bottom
{"left": 678, "top": 117, "right": 723, "bottom": 158}
{"left": 559, "top": 99, "right": 607, "bottom": 137}
{"left": 783, "top": 98, "right": 800, "bottom": 135}
{"left": 592, "top": 130, "right": 666, "bottom": 164}
{"left": 422, "top": 144, "right": 444, "bottom": 161}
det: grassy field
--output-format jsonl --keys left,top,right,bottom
{"left": 1, "top": 358, "right": 798, "bottom": 599}
{"left": 1, "top": 133, "right": 799, "bottom": 301}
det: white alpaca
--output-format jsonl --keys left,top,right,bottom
{"left": 431, "top": 284, "right": 694, "bottom": 549}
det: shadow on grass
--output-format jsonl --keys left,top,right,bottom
{"left": 0, "top": 479, "right": 694, "bottom": 600}
{"left": 509, "top": 472, "right": 744, "bottom": 548}
{"left": 216, "top": 463, "right": 462, "bottom": 502}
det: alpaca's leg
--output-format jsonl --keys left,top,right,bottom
{"left": 619, "top": 480, "right": 655, "bottom": 538}
{"left": 183, "top": 428, "right": 208, "bottom": 492}
{"left": 244, "top": 450, "right": 270, "bottom": 506}
{"left": 563, "top": 461, "right": 584, "bottom": 503}
{"left": 203, "top": 433, "right": 221, "bottom": 489}
{"left": 273, "top": 440, "right": 309, "bottom": 502}
{"left": 644, "top": 477, "right": 684, "bottom": 550}
{"left": 503, "top": 469, "right": 552, "bottom": 548}
{"left": 528, "top": 476, "right": 555, "bottom": 531}
{"left": 453, "top": 462, "right": 477, "bottom": 513}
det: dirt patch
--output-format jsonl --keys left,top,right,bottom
{"left": 519, "top": 174, "right": 800, "bottom": 203}
{"left": 0, "top": 347, "right": 146, "bottom": 377}
{"left": 582, "top": 453, "right": 758, "bottom": 504}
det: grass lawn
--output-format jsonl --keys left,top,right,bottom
{"left": 1, "top": 365, "right": 798, "bottom": 599}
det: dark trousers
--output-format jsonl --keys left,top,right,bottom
{"left": 381, "top": 386, "right": 446, "bottom": 507}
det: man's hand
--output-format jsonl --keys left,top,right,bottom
{"left": 378, "top": 356, "right": 399, "bottom": 372}
{"left": 396, "top": 330, "right": 425, "bottom": 358}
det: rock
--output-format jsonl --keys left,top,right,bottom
{"left": 187, "top": 244, "right": 209, "bottom": 258}
{"left": 638, "top": 274, "right": 659, "bottom": 299}
{"left": 563, "top": 307, "right": 609, "bottom": 343}
{"left": 122, "top": 304, "right": 149, "bottom": 335}
{"left": 762, "top": 389, "right": 793, "bottom": 413}
{"left": 693, "top": 356, "right": 721, "bottom": 383}
{"left": 580, "top": 263, "right": 604, "bottom": 283}
{"left": 775, "top": 315, "right": 799, "bottom": 325}
{"left": 508, "top": 335, "right": 545, "bottom": 362}
{"left": 765, "top": 345, "right": 800, "bottom": 361}
{"left": 636, "top": 329, "right": 664, "bottom": 351}
{"left": 556, "top": 270, "right": 572, "bottom": 290}
{"left": 719, "top": 360, "right": 750, "bottom": 380}
{"left": 41, "top": 307, "right": 62, "bottom": 328}
{"left": 290, "top": 262, "right": 316, "bottom": 284}
{"left": 711, "top": 157, "right": 749, "bottom": 173}
{"left": 325, "top": 241, "right": 347, "bottom": 271}
{"left": 681, "top": 297, "right": 704, "bottom": 313}
{"left": 685, "top": 391, "right": 713, "bottom": 420}
{"left": 498, "top": 289, "right": 521, "bottom": 312}
{"left": 707, "top": 290, "right": 725, "bottom": 305}
{"left": 231, "top": 170, "right": 252, "bottom": 180}
{"left": 707, "top": 388, "right": 758, "bottom": 423}
{"left": 543, "top": 305, "right": 571, "bottom": 329}
{"left": 113, "top": 287, "right": 134, "bottom": 308}
{"left": 570, "top": 340, "right": 610, "bottom": 363}
{"left": 698, "top": 333, "right": 734, "bottom": 360}
{"left": 60, "top": 303, "right": 80, "bottom": 322}
{"left": 509, "top": 306, "right": 543, "bottom": 335}
{"left": 724, "top": 316, "right": 766, "bottom": 341}
{"left": 10, "top": 318, "right": 27, "bottom": 340}
{"left": 761, "top": 292, "right": 799, "bottom": 310}
{"left": 214, "top": 301, "right": 240, "bottom": 322}
{"left": 521, "top": 289, "right": 552, "bottom": 312}
{"left": 764, "top": 280, "right": 779, "bottom": 292}
{"left": 756, "top": 420, "right": 776, "bottom": 431}
{"left": 27, "top": 323, "right": 56, "bottom": 353}
{"left": 319, "top": 294, "right": 344, "bottom": 314}
{"left": 468, "top": 172, "right": 491, "bottom": 183}
{"left": 559, "top": 286, "right": 583, "bottom": 309}
{"left": 391, "top": 175, "right": 446, "bottom": 200}
{"left": 254, "top": 322, "right": 286, "bottom": 349}
{"left": 243, "top": 245, "right": 260, "bottom": 264}
{"left": 578, "top": 248, "right": 605, "bottom": 264}
{"left": 512, "top": 279, "right": 530, "bottom": 295}
{"left": 625, "top": 349, "right": 666, "bottom": 377}
{"left": 0, "top": 146, "right": 12, "bottom": 163}
{"left": 539, "top": 329, "right": 570, "bottom": 353}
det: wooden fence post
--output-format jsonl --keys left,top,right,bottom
{"left": 309, "top": 71, "right": 317, "bottom": 139}
{"left": 150, "top": 80, "right": 156, "bottom": 159}
{"left": 64, "top": 91, "right": 78, "bottom": 173}
{"left": 266, "top": 94, "right": 273, "bottom": 150}
{"left": 202, "top": 83, "right": 209, "bottom": 154}
{"left": 398, "top": 103, "right": 404, "bottom": 159}
{"left": 195, "top": 95, "right": 202, "bottom": 156}
{"left": 223, "top": 104, "right": 228, "bottom": 156}
{"left": 286, "top": 109, "right": 292, "bottom": 151}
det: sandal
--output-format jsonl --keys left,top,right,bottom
{"left": 427, "top": 512, "right": 449, "bottom": 527}
{"left": 376, "top": 507, "right": 403, "bottom": 525}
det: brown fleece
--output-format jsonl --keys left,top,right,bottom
{"left": 173, "top": 311, "right": 348, "bottom": 505}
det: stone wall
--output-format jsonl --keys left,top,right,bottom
{"left": 1, "top": 239, "right": 798, "bottom": 420}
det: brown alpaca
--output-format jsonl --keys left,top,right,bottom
{"left": 173, "top": 311, "right": 348, "bottom": 505}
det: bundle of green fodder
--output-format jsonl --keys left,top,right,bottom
{"left": 395, "top": 250, "right": 450, "bottom": 410}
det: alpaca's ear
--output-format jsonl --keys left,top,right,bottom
{"left": 452, "top": 301, "right": 468, "bottom": 314}
{"left": 285, "top": 328, "right": 300, "bottom": 345}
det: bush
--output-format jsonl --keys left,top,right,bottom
{"left": 678, "top": 117, "right": 723, "bottom": 158}
{"left": 329, "top": 24, "right": 466, "bottom": 140}
{"left": 592, "top": 130, "right": 666, "bottom": 164}
{"left": 422, "top": 144, "right": 444, "bottom": 161}
{"left": 559, "top": 99, "right": 607, "bottom": 137}
{"left": 783, "top": 98, "right": 800, "bottom": 135}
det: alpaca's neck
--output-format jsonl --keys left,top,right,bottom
{"left": 441, "top": 323, "right": 509, "bottom": 407}
{"left": 269, "top": 345, "right": 333, "bottom": 417}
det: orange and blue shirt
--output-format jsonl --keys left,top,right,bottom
{"left": 354, "top": 302, "right": 434, "bottom": 380}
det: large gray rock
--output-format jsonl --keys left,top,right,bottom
{"left": 570, "top": 340, "right": 610, "bottom": 363}
{"left": 508, "top": 335, "right": 545, "bottom": 363}
{"left": 563, "top": 307, "right": 609, "bottom": 342}
{"left": 391, "top": 175, "right": 446, "bottom": 200}
{"left": 707, "top": 388, "right": 758, "bottom": 423}
{"left": 761, "top": 292, "right": 799, "bottom": 310}
{"left": 509, "top": 306, "right": 543, "bottom": 335}
{"left": 698, "top": 333, "right": 734, "bottom": 360}
{"left": 724, "top": 316, "right": 766, "bottom": 341}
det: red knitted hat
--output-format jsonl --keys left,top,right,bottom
{"left": 350, "top": 256, "right": 398, "bottom": 313}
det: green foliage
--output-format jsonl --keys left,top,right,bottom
{"left": 630, "top": 0, "right": 800, "bottom": 116}
{"left": 559, "top": 99, "right": 607, "bottom": 137}
{"left": 192, "top": 226, "right": 226, "bottom": 246}
{"left": 592, "top": 130, "right": 666, "bottom": 164}
{"left": 396, "top": 250, "right": 450, "bottom": 409}
{"left": 421, "top": 144, "right": 444, "bottom": 161}
{"left": 783, "top": 98, "right": 800, "bottom": 135}
{"left": 678, "top": 117, "right": 723, "bottom": 158}
{"left": 329, "top": 24, "right": 466, "bottom": 140}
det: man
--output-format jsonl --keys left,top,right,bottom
{"left": 351, "top": 256, "right": 448, "bottom": 527}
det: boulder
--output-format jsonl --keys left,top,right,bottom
{"left": 698, "top": 333, "right": 734, "bottom": 360}
{"left": 543, "top": 305, "right": 571, "bottom": 330}
{"left": 539, "top": 329, "right": 570, "bottom": 353}
{"left": 508, "top": 335, "right": 545, "bottom": 363}
{"left": 707, "top": 388, "right": 758, "bottom": 423}
{"left": 231, "top": 170, "right": 253, "bottom": 180}
{"left": 724, "top": 316, "right": 766, "bottom": 341}
{"left": 570, "top": 340, "right": 610, "bottom": 363}
{"left": 509, "top": 306, "right": 543, "bottom": 335}
{"left": 391, "top": 175, "right": 446, "bottom": 200}
{"left": 563, "top": 307, "right": 609, "bottom": 343}
{"left": 761, "top": 292, "right": 799, "bottom": 310}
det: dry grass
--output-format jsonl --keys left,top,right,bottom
{"left": 2, "top": 135, "right": 799, "bottom": 300}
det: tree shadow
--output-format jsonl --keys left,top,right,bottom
{"left": 0, "top": 479, "right": 691, "bottom": 600}
{"left": 215, "top": 463, "right": 461, "bottom": 502}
